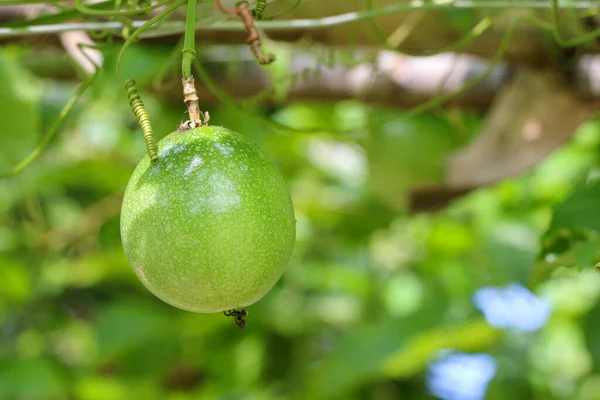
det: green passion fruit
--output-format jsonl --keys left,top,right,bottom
{"left": 120, "top": 126, "right": 296, "bottom": 313}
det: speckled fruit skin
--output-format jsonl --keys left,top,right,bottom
{"left": 120, "top": 126, "right": 296, "bottom": 313}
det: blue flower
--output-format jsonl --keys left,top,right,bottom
{"left": 427, "top": 351, "right": 497, "bottom": 400}
{"left": 472, "top": 283, "right": 552, "bottom": 333}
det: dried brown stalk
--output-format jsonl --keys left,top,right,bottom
{"left": 215, "top": 0, "right": 275, "bottom": 65}
{"left": 180, "top": 76, "right": 209, "bottom": 130}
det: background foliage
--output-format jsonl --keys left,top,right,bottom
{"left": 1, "top": 1, "right": 600, "bottom": 399}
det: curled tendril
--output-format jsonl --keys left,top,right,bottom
{"left": 254, "top": 0, "right": 302, "bottom": 21}
{"left": 125, "top": 80, "right": 159, "bottom": 164}
{"left": 252, "top": 0, "right": 267, "bottom": 19}
{"left": 89, "top": 29, "right": 111, "bottom": 40}
{"left": 117, "top": 15, "right": 136, "bottom": 40}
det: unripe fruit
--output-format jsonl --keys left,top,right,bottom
{"left": 120, "top": 126, "right": 296, "bottom": 313}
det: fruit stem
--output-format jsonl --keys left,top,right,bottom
{"left": 179, "top": 0, "right": 209, "bottom": 131}
{"left": 181, "top": 0, "right": 197, "bottom": 79}
{"left": 181, "top": 76, "right": 209, "bottom": 130}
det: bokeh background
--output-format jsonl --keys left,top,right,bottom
{"left": 2, "top": 2, "right": 600, "bottom": 399}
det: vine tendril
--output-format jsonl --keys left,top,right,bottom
{"left": 254, "top": 0, "right": 302, "bottom": 21}
{"left": 125, "top": 80, "right": 159, "bottom": 164}
{"left": 253, "top": 0, "right": 267, "bottom": 19}
{"left": 116, "top": 0, "right": 186, "bottom": 75}
{"left": 364, "top": 0, "right": 494, "bottom": 57}
{"left": 190, "top": 15, "right": 528, "bottom": 134}
{"left": 550, "top": 0, "right": 600, "bottom": 47}
{"left": 0, "top": 74, "right": 97, "bottom": 179}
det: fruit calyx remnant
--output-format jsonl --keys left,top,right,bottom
{"left": 180, "top": 76, "right": 210, "bottom": 131}
{"left": 224, "top": 309, "right": 248, "bottom": 328}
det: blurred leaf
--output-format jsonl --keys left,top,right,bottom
{"left": 428, "top": 218, "right": 476, "bottom": 256}
{"left": 0, "top": 49, "right": 41, "bottom": 170}
{"left": 485, "top": 221, "right": 539, "bottom": 284}
{"left": 272, "top": 102, "right": 339, "bottom": 132}
{"left": 75, "top": 376, "right": 164, "bottom": 400}
{"left": 366, "top": 111, "right": 462, "bottom": 209}
{"left": 97, "top": 44, "right": 172, "bottom": 91}
{"left": 95, "top": 298, "right": 179, "bottom": 375}
{"left": 261, "top": 42, "right": 292, "bottom": 104}
{"left": 304, "top": 302, "right": 446, "bottom": 399}
{"left": 75, "top": 376, "right": 128, "bottom": 400}
{"left": 443, "top": 9, "right": 479, "bottom": 32}
{"left": 583, "top": 301, "right": 600, "bottom": 373}
{"left": 380, "top": 271, "right": 425, "bottom": 317}
{"left": 0, "top": 259, "right": 32, "bottom": 304}
{"left": 40, "top": 248, "right": 133, "bottom": 293}
{"left": 40, "top": 159, "right": 132, "bottom": 197}
{"left": 550, "top": 180, "right": 600, "bottom": 234}
{"left": 382, "top": 318, "right": 500, "bottom": 378}
{"left": 540, "top": 269, "right": 600, "bottom": 317}
{"left": 530, "top": 318, "right": 592, "bottom": 381}
{"left": 0, "top": 358, "right": 68, "bottom": 400}
{"left": 291, "top": 262, "right": 372, "bottom": 297}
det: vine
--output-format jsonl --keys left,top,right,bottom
{"left": 2, "top": 0, "right": 600, "bottom": 178}
{"left": 180, "top": 0, "right": 209, "bottom": 129}
{"left": 115, "top": 0, "right": 186, "bottom": 74}
{"left": 8, "top": 1, "right": 600, "bottom": 39}
{"left": 74, "top": 0, "right": 173, "bottom": 17}
{"left": 0, "top": 73, "right": 98, "bottom": 179}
